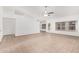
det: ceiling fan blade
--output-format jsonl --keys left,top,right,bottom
{"left": 48, "top": 12, "right": 54, "bottom": 14}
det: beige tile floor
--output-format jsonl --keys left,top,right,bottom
{"left": 0, "top": 32, "right": 79, "bottom": 53}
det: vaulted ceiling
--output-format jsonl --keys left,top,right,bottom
{"left": 22, "top": 6, "right": 79, "bottom": 18}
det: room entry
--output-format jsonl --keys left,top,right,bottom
{"left": 40, "top": 23, "right": 46, "bottom": 32}
{"left": 40, "top": 20, "right": 47, "bottom": 32}
{"left": 42, "top": 24, "right": 46, "bottom": 31}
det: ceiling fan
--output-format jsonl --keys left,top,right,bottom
{"left": 44, "top": 6, "right": 54, "bottom": 16}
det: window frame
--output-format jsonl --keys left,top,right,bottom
{"left": 55, "top": 21, "right": 76, "bottom": 31}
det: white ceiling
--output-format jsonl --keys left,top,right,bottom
{"left": 22, "top": 6, "right": 79, "bottom": 18}
{"left": 55, "top": 6, "right": 79, "bottom": 17}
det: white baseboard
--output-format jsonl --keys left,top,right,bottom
{"left": 15, "top": 32, "right": 40, "bottom": 36}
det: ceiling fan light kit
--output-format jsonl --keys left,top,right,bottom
{"left": 44, "top": 6, "right": 54, "bottom": 17}
{"left": 44, "top": 14, "right": 48, "bottom": 16}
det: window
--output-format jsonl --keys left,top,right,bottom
{"left": 56, "top": 22, "right": 65, "bottom": 30}
{"left": 55, "top": 21, "right": 76, "bottom": 31}
{"left": 56, "top": 23, "right": 60, "bottom": 30}
{"left": 68, "top": 21, "right": 76, "bottom": 31}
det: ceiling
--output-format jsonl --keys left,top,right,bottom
{"left": 22, "top": 6, "right": 79, "bottom": 18}
{"left": 55, "top": 6, "right": 79, "bottom": 17}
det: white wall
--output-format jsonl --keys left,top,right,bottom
{"left": 3, "top": 17, "right": 16, "bottom": 35}
{"left": 15, "top": 7, "right": 40, "bottom": 36}
{"left": 0, "top": 7, "right": 3, "bottom": 41}
{"left": 0, "top": 7, "right": 3, "bottom": 35}
{"left": 0, "top": 7, "right": 40, "bottom": 36}
{"left": 15, "top": 15, "right": 40, "bottom": 36}
{"left": 49, "top": 15, "right": 79, "bottom": 36}
{"left": 2, "top": 7, "right": 16, "bottom": 35}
